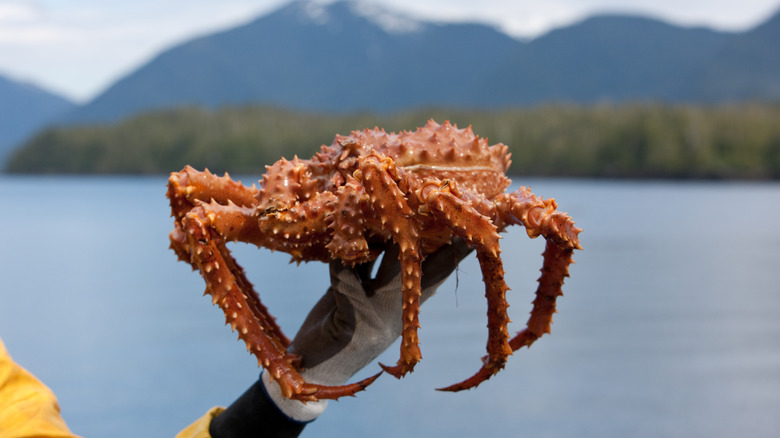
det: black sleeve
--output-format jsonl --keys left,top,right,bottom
{"left": 209, "top": 379, "right": 307, "bottom": 438}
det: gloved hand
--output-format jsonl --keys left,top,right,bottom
{"left": 209, "top": 239, "right": 473, "bottom": 437}
{"left": 267, "top": 238, "right": 473, "bottom": 419}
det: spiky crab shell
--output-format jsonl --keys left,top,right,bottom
{"left": 251, "top": 120, "right": 515, "bottom": 265}
{"left": 323, "top": 120, "right": 512, "bottom": 197}
{"left": 257, "top": 120, "right": 512, "bottom": 209}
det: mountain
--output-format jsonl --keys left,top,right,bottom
{"left": 65, "top": 0, "right": 520, "bottom": 122}
{"left": 684, "top": 8, "right": 780, "bottom": 101}
{"left": 63, "top": 0, "right": 779, "bottom": 124}
{"left": 500, "top": 16, "right": 731, "bottom": 103}
{"left": 0, "top": 74, "right": 76, "bottom": 161}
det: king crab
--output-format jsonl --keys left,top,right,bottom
{"left": 168, "top": 120, "right": 581, "bottom": 401}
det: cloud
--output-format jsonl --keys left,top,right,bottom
{"left": 0, "top": 25, "right": 80, "bottom": 44}
{"left": 0, "top": 1, "right": 38, "bottom": 22}
{"left": 0, "top": 0, "right": 282, "bottom": 101}
{"left": 0, "top": 1, "right": 84, "bottom": 44}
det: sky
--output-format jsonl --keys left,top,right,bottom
{"left": 1, "top": 0, "right": 779, "bottom": 103}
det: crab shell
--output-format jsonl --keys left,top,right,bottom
{"left": 254, "top": 120, "right": 514, "bottom": 263}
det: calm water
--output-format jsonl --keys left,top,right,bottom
{"left": 1, "top": 176, "right": 779, "bottom": 438}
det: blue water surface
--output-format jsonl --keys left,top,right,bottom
{"left": 1, "top": 176, "right": 778, "bottom": 437}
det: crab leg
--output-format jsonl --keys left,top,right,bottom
{"left": 167, "top": 164, "right": 378, "bottom": 400}
{"left": 496, "top": 186, "right": 582, "bottom": 250}
{"left": 178, "top": 202, "right": 380, "bottom": 401}
{"left": 168, "top": 166, "right": 261, "bottom": 263}
{"left": 168, "top": 167, "right": 383, "bottom": 400}
{"left": 438, "top": 239, "right": 574, "bottom": 392}
{"left": 509, "top": 240, "right": 573, "bottom": 350}
{"left": 356, "top": 153, "right": 423, "bottom": 378}
{"left": 180, "top": 205, "right": 295, "bottom": 382}
{"left": 168, "top": 165, "right": 259, "bottom": 221}
{"left": 419, "top": 180, "right": 514, "bottom": 391}
{"left": 434, "top": 184, "right": 580, "bottom": 392}
{"left": 324, "top": 176, "right": 372, "bottom": 263}
{"left": 168, "top": 168, "right": 287, "bottom": 344}
{"left": 204, "top": 208, "right": 291, "bottom": 349}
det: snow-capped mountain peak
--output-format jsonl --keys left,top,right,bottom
{"left": 293, "top": 0, "right": 425, "bottom": 34}
{"left": 348, "top": 1, "right": 425, "bottom": 34}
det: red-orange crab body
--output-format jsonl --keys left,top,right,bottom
{"left": 168, "top": 120, "right": 581, "bottom": 401}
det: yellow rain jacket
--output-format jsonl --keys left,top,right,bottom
{"left": 0, "top": 337, "right": 219, "bottom": 437}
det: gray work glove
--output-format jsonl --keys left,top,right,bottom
{"left": 262, "top": 238, "right": 473, "bottom": 422}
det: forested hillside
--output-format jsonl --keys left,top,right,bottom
{"left": 7, "top": 103, "right": 780, "bottom": 179}
{"left": 0, "top": 73, "right": 75, "bottom": 162}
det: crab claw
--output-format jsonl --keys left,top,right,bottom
{"left": 435, "top": 364, "right": 498, "bottom": 392}
{"left": 291, "top": 371, "right": 384, "bottom": 402}
{"left": 379, "top": 362, "right": 416, "bottom": 379}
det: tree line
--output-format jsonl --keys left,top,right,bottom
{"left": 5, "top": 103, "right": 780, "bottom": 179}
